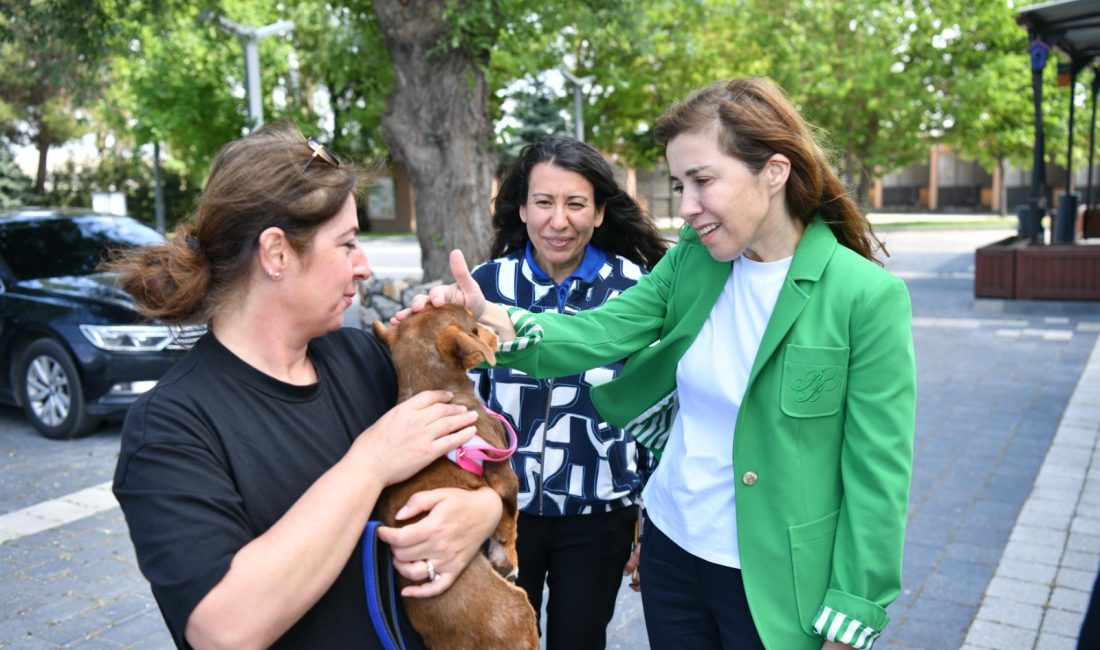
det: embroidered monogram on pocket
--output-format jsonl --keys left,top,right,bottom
{"left": 781, "top": 345, "right": 849, "bottom": 417}
{"left": 790, "top": 368, "right": 841, "bottom": 403}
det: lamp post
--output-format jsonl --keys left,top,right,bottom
{"left": 560, "top": 69, "right": 595, "bottom": 142}
{"left": 204, "top": 14, "right": 295, "bottom": 130}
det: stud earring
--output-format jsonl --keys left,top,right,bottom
{"left": 266, "top": 268, "right": 282, "bottom": 280}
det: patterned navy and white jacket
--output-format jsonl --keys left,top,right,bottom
{"left": 469, "top": 243, "right": 652, "bottom": 516}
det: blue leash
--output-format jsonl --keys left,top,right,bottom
{"left": 362, "top": 520, "right": 408, "bottom": 650}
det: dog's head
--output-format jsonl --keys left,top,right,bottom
{"left": 372, "top": 303, "right": 498, "bottom": 371}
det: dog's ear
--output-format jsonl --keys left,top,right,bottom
{"left": 371, "top": 320, "right": 398, "bottom": 348}
{"left": 438, "top": 324, "right": 497, "bottom": 369}
{"left": 475, "top": 323, "right": 499, "bottom": 353}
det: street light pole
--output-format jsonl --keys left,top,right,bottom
{"left": 204, "top": 14, "right": 295, "bottom": 130}
{"left": 560, "top": 69, "right": 595, "bottom": 142}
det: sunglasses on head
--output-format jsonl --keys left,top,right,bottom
{"left": 304, "top": 137, "right": 340, "bottom": 171}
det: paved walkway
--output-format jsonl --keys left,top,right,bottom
{"left": 961, "top": 334, "right": 1100, "bottom": 649}
{"left": 2, "top": 225, "right": 1099, "bottom": 649}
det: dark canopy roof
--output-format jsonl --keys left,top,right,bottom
{"left": 1017, "top": 0, "right": 1100, "bottom": 70}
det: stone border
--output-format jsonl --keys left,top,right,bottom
{"left": 962, "top": 333, "right": 1100, "bottom": 649}
{"left": 351, "top": 276, "right": 441, "bottom": 330}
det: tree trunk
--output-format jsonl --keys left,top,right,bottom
{"left": 997, "top": 157, "right": 1007, "bottom": 217}
{"left": 843, "top": 150, "right": 872, "bottom": 212}
{"left": 374, "top": 0, "right": 496, "bottom": 282}
{"left": 854, "top": 168, "right": 871, "bottom": 213}
{"left": 34, "top": 123, "right": 50, "bottom": 195}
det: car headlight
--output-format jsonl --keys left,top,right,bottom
{"left": 79, "top": 325, "right": 175, "bottom": 352}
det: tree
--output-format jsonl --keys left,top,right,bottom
{"left": 287, "top": 0, "right": 392, "bottom": 158}
{"left": 736, "top": 0, "right": 942, "bottom": 208}
{"left": 0, "top": 0, "right": 111, "bottom": 194}
{"left": 373, "top": 0, "right": 500, "bottom": 280}
{"left": 498, "top": 83, "right": 569, "bottom": 164}
{"left": 102, "top": 1, "right": 293, "bottom": 177}
{"left": 936, "top": 1, "right": 1041, "bottom": 214}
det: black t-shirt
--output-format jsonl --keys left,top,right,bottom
{"left": 114, "top": 328, "right": 423, "bottom": 649}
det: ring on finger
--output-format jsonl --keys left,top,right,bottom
{"left": 424, "top": 559, "right": 439, "bottom": 582}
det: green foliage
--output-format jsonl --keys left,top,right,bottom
{"left": 0, "top": 0, "right": 113, "bottom": 190}
{"left": 934, "top": 0, "right": 1061, "bottom": 170}
{"left": 41, "top": 152, "right": 199, "bottom": 229}
{"left": 498, "top": 82, "right": 570, "bottom": 163}
{"left": 285, "top": 0, "right": 392, "bottom": 159}
{"left": 0, "top": 145, "right": 32, "bottom": 207}
{"left": 5, "top": 0, "right": 1087, "bottom": 221}
{"left": 101, "top": 1, "right": 288, "bottom": 177}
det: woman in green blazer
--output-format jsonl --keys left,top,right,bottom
{"left": 404, "top": 77, "right": 915, "bottom": 650}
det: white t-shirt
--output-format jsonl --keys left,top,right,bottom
{"left": 643, "top": 253, "right": 792, "bottom": 567}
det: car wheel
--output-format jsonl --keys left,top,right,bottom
{"left": 19, "top": 338, "right": 98, "bottom": 439}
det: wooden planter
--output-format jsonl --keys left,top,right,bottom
{"left": 975, "top": 235, "right": 1100, "bottom": 300}
{"left": 974, "top": 236, "right": 1023, "bottom": 298}
{"left": 1083, "top": 208, "right": 1100, "bottom": 239}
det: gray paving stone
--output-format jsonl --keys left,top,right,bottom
{"left": 925, "top": 571, "right": 992, "bottom": 607}
{"left": 1072, "top": 516, "right": 1100, "bottom": 536}
{"left": 885, "top": 620, "right": 968, "bottom": 649}
{"left": 1060, "top": 549, "right": 1100, "bottom": 573}
{"left": 0, "top": 633, "right": 56, "bottom": 649}
{"left": 998, "top": 558, "right": 1060, "bottom": 585}
{"left": 965, "top": 618, "right": 1037, "bottom": 649}
{"left": 978, "top": 595, "right": 1044, "bottom": 629}
{"left": 93, "top": 614, "right": 173, "bottom": 647}
{"left": 1007, "top": 523, "right": 1069, "bottom": 549}
{"left": 1042, "top": 607, "right": 1086, "bottom": 638}
{"left": 1050, "top": 586, "right": 1092, "bottom": 614}
{"left": 944, "top": 541, "right": 1002, "bottom": 567}
{"left": 1025, "top": 497, "right": 1079, "bottom": 518}
{"left": 1057, "top": 566, "right": 1097, "bottom": 592}
{"left": 1003, "top": 540, "right": 1064, "bottom": 565}
{"left": 1036, "top": 631, "right": 1079, "bottom": 649}
{"left": 984, "top": 576, "right": 1051, "bottom": 606}
{"left": 1066, "top": 531, "right": 1100, "bottom": 553}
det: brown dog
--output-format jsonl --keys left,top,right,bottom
{"left": 372, "top": 304, "right": 538, "bottom": 650}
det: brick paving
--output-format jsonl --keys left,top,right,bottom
{"left": 1, "top": 224, "right": 1099, "bottom": 649}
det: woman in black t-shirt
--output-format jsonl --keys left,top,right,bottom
{"left": 110, "top": 122, "right": 497, "bottom": 649}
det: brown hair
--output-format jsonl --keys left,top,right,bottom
{"left": 108, "top": 120, "right": 365, "bottom": 323}
{"left": 490, "top": 137, "right": 668, "bottom": 269}
{"left": 654, "top": 77, "right": 885, "bottom": 263}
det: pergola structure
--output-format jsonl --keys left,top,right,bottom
{"left": 974, "top": 0, "right": 1100, "bottom": 301}
{"left": 1017, "top": 0, "right": 1100, "bottom": 243}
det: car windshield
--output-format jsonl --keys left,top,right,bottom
{"left": 0, "top": 215, "right": 164, "bottom": 280}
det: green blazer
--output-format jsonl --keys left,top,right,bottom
{"left": 498, "top": 219, "right": 916, "bottom": 649}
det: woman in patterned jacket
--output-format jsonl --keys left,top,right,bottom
{"left": 468, "top": 137, "right": 668, "bottom": 650}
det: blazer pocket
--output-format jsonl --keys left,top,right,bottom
{"left": 789, "top": 509, "right": 840, "bottom": 633}
{"left": 781, "top": 344, "right": 849, "bottom": 418}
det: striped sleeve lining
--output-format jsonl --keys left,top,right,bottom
{"left": 813, "top": 606, "right": 879, "bottom": 649}
{"left": 623, "top": 389, "right": 677, "bottom": 456}
{"left": 498, "top": 307, "right": 543, "bottom": 352}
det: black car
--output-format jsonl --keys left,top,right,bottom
{"left": 0, "top": 208, "right": 197, "bottom": 439}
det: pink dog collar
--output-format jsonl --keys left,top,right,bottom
{"left": 446, "top": 408, "right": 518, "bottom": 475}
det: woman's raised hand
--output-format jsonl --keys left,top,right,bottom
{"left": 393, "top": 250, "right": 486, "bottom": 324}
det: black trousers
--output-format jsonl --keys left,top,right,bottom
{"left": 640, "top": 521, "right": 765, "bottom": 650}
{"left": 515, "top": 507, "right": 636, "bottom": 650}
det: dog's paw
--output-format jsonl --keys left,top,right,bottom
{"left": 488, "top": 539, "right": 515, "bottom": 578}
